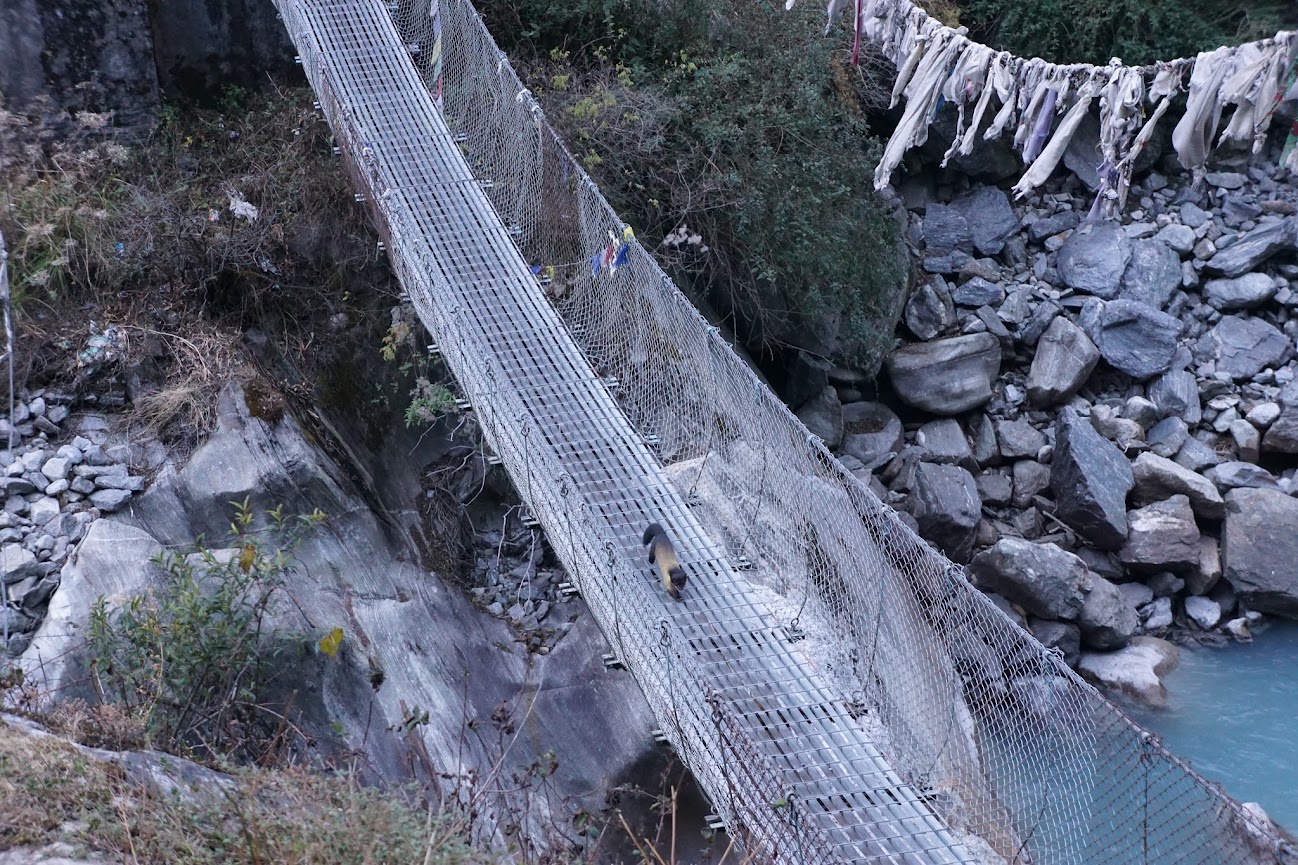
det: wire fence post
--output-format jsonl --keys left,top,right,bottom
{"left": 0, "top": 230, "right": 13, "bottom": 455}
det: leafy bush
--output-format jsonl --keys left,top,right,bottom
{"left": 87, "top": 498, "right": 328, "bottom": 761}
{"left": 483, "top": 0, "right": 906, "bottom": 372}
{"left": 959, "top": 0, "right": 1298, "bottom": 66}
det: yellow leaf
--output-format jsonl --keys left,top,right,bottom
{"left": 238, "top": 544, "right": 256, "bottom": 574}
{"left": 318, "top": 627, "right": 344, "bottom": 658}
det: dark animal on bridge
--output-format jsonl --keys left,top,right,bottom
{"left": 643, "top": 522, "right": 687, "bottom": 601}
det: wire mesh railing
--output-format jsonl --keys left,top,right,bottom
{"left": 273, "top": 0, "right": 1296, "bottom": 861}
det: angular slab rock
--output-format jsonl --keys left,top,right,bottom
{"left": 795, "top": 386, "right": 843, "bottom": 450}
{"left": 1079, "top": 575, "right": 1139, "bottom": 650}
{"left": 1051, "top": 410, "right": 1134, "bottom": 550}
{"left": 950, "top": 187, "right": 1019, "bottom": 256}
{"left": 1184, "top": 595, "right": 1222, "bottom": 630}
{"left": 1148, "top": 369, "right": 1202, "bottom": 424}
{"left": 1130, "top": 452, "right": 1225, "bottom": 519}
{"left": 1203, "top": 273, "right": 1278, "bottom": 311}
{"left": 951, "top": 276, "right": 1004, "bottom": 308}
{"left": 1058, "top": 222, "right": 1132, "bottom": 299}
{"left": 994, "top": 418, "right": 1046, "bottom": 460}
{"left": 921, "top": 203, "right": 972, "bottom": 258}
{"left": 1193, "top": 315, "right": 1291, "bottom": 381}
{"left": 1261, "top": 380, "right": 1298, "bottom": 455}
{"left": 1202, "top": 217, "right": 1297, "bottom": 277}
{"left": 1077, "top": 636, "right": 1180, "bottom": 708}
{"left": 1120, "top": 239, "right": 1181, "bottom": 309}
{"left": 840, "top": 401, "right": 903, "bottom": 467}
{"left": 968, "top": 538, "right": 1089, "bottom": 621}
{"left": 1096, "top": 299, "right": 1183, "bottom": 380}
{"left": 1027, "top": 317, "right": 1100, "bottom": 407}
{"left": 1222, "top": 487, "right": 1298, "bottom": 618}
{"left": 886, "top": 333, "right": 1001, "bottom": 416}
{"left": 915, "top": 418, "right": 973, "bottom": 468}
{"left": 904, "top": 277, "right": 955, "bottom": 341}
{"left": 1118, "top": 495, "right": 1201, "bottom": 573}
{"left": 910, "top": 463, "right": 981, "bottom": 563}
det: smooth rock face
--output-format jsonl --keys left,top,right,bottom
{"left": 1193, "top": 315, "right": 1291, "bottom": 380}
{"left": 1118, "top": 496, "right": 1201, "bottom": 573}
{"left": 1203, "top": 273, "right": 1278, "bottom": 311}
{"left": 1222, "top": 487, "right": 1298, "bottom": 618}
{"left": 1120, "top": 239, "right": 1181, "bottom": 309}
{"left": 796, "top": 387, "right": 844, "bottom": 450}
{"left": 1051, "top": 410, "right": 1134, "bottom": 550}
{"left": 1130, "top": 452, "right": 1225, "bottom": 519}
{"left": 1095, "top": 299, "right": 1183, "bottom": 380}
{"left": 886, "top": 333, "right": 1001, "bottom": 416}
{"left": 840, "top": 401, "right": 904, "bottom": 466}
{"left": 968, "top": 538, "right": 1089, "bottom": 621}
{"left": 1077, "top": 636, "right": 1179, "bottom": 708}
{"left": 1058, "top": 222, "right": 1132, "bottom": 299}
{"left": 1079, "top": 575, "right": 1139, "bottom": 650}
{"left": 1202, "top": 217, "right": 1297, "bottom": 277}
{"left": 1027, "top": 317, "right": 1100, "bottom": 406}
{"left": 910, "top": 463, "right": 981, "bottom": 563}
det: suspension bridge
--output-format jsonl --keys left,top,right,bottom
{"left": 270, "top": 0, "right": 1293, "bottom": 861}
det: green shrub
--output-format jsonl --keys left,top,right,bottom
{"left": 87, "top": 498, "right": 328, "bottom": 761}
{"left": 959, "top": 0, "right": 1298, "bottom": 66}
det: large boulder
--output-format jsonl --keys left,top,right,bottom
{"left": 1079, "top": 576, "right": 1139, "bottom": 650}
{"left": 1057, "top": 222, "right": 1132, "bottom": 299}
{"left": 1077, "top": 637, "right": 1180, "bottom": 708}
{"left": 840, "top": 401, "right": 904, "bottom": 466}
{"left": 1193, "top": 315, "right": 1291, "bottom": 381}
{"left": 1222, "top": 487, "right": 1298, "bottom": 618}
{"left": 921, "top": 203, "right": 973, "bottom": 272}
{"left": 885, "top": 333, "right": 1001, "bottom": 416}
{"left": 796, "top": 386, "right": 843, "bottom": 450}
{"left": 1095, "top": 299, "right": 1183, "bottom": 380}
{"left": 1051, "top": 410, "right": 1135, "bottom": 550}
{"left": 1129, "top": 452, "right": 1225, "bottom": 519}
{"left": 1202, "top": 217, "right": 1297, "bottom": 277}
{"left": 910, "top": 463, "right": 981, "bottom": 563}
{"left": 949, "top": 187, "right": 1019, "bottom": 256}
{"left": 1203, "top": 273, "right": 1278, "bottom": 311}
{"left": 968, "top": 538, "right": 1089, "bottom": 621}
{"left": 1027, "top": 317, "right": 1100, "bottom": 406}
{"left": 1120, "top": 239, "right": 1181, "bottom": 309}
{"left": 1261, "top": 380, "right": 1298, "bottom": 455}
{"left": 1118, "top": 496, "right": 1201, "bottom": 573}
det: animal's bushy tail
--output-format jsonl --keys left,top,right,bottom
{"left": 642, "top": 522, "right": 665, "bottom": 546}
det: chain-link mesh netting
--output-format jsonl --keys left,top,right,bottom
{"left": 274, "top": 0, "right": 1294, "bottom": 862}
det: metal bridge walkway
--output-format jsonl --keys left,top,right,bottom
{"left": 274, "top": 0, "right": 979, "bottom": 861}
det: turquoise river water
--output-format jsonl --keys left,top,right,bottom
{"left": 1124, "top": 622, "right": 1298, "bottom": 833}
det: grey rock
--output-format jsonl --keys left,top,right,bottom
{"left": 28, "top": 497, "right": 59, "bottom": 526}
{"left": 1204, "top": 273, "right": 1278, "bottom": 311}
{"left": 968, "top": 538, "right": 1089, "bottom": 621}
{"left": 1262, "top": 381, "right": 1298, "bottom": 454}
{"left": 1, "top": 544, "right": 42, "bottom": 585}
{"left": 1051, "top": 410, "right": 1135, "bottom": 550}
{"left": 1077, "top": 636, "right": 1179, "bottom": 708}
{"left": 1205, "top": 461, "right": 1279, "bottom": 492}
{"left": 1222, "top": 487, "right": 1298, "bottom": 617}
{"left": 1121, "top": 239, "right": 1181, "bottom": 309}
{"left": 950, "top": 187, "right": 1019, "bottom": 256}
{"left": 968, "top": 413, "right": 999, "bottom": 467}
{"left": 840, "top": 401, "right": 904, "bottom": 466}
{"left": 796, "top": 387, "right": 844, "bottom": 450}
{"left": 1028, "top": 211, "right": 1080, "bottom": 243}
{"left": 1130, "top": 452, "right": 1225, "bottom": 519}
{"left": 911, "top": 463, "right": 981, "bottom": 563}
{"left": 1027, "top": 317, "right": 1100, "bottom": 406}
{"left": 1019, "top": 300, "right": 1062, "bottom": 348}
{"left": 1203, "top": 217, "right": 1297, "bottom": 277}
{"left": 0, "top": 477, "right": 35, "bottom": 496}
{"left": 94, "top": 473, "right": 145, "bottom": 492}
{"left": 1124, "top": 396, "right": 1161, "bottom": 431}
{"left": 1011, "top": 460, "right": 1052, "bottom": 509}
{"left": 1229, "top": 419, "right": 1260, "bottom": 463}
{"left": 1180, "top": 203, "right": 1211, "bottom": 229}
{"left": 1246, "top": 401, "right": 1282, "bottom": 429}
{"left": 922, "top": 203, "right": 972, "bottom": 258}
{"left": 1155, "top": 223, "right": 1196, "bottom": 255}
{"left": 1028, "top": 618, "right": 1081, "bottom": 668}
{"left": 1149, "top": 570, "right": 1186, "bottom": 596}
{"left": 1079, "top": 575, "right": 1139, "bottom": 650}
{"left": 1192, "top": 315, "right": 1291, "bottom": 381}
{"left": 55, "top": 444, "right": 83, "bottom": 464}
{"left": 915, "top": 419, "right": 973, "bottom": 469}
{"left": 1096, "top": 300, "right": 1183, "bottom": 380}
{"left": 1058, "top": 222, "right": 1132, "bottom": 299}
{"left": 994, "top": 419, "right": 1046, "bottom": 460}
{"left": 905, "top": 278, "right": 956, "bottom": 340}
{"left": 1117, "top": 582, "right": 1155, "bottom": 609}
{"left": 1174, "top": 435, "right": 1220, "bottom": 472}
{"left": 1148, "top": 370, "right": 1202, "bottom": 425}
{"left": 951, "top": 277, "right": 1005, "bottom": 308}
{"left": 886, "top": 333, "right": 1001, "bottom": 416}
{"left": 976, "top": 471, "right": 1012, "bottom": 507}
{"left": 89, "top": 489, "right": 133, "bottom": 512}
{"left": 1186, "top": 535, "right": 1222, "bottom": 596}
{"left": 782, "top": 350, "right": 831, "bottom": 409}
{"left": 1143, "top": 596, "right": 1174, "bottom": 630}
{"left": 1205, "top": 171, "right": 1247, "bottom": 190}
{"left": 39, "top": 458, "right": 69, "bottom": 482}
{"left": 1184, "top": 595, "right": 1222, "bottom": 630}
{"left": 1119, "top": 496, "right": 1201, "bottom": 572}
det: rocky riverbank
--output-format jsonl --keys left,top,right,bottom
{"left": 795, "top": 147, "right": 1298, "bottom": 707}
